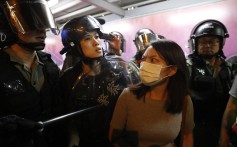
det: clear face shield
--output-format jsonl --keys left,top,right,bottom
{"left": 2, "top": 0, "right": 59, "bottom": 35}
{"left": 135, "top": 33, "right": 158, "bottom": 51}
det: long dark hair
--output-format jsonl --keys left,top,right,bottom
{"left": 131, "top": 39, "right": 189, "bottom": 114}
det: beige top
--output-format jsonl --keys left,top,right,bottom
{"left": 110, "top": 88, "right": 194, "bottom": 147}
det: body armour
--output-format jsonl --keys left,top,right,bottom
{"left": 0, "top": 50, "right": 60, "bottom": 121}
{"left": 60, "top": 58, "right": 128, "bottom": 147}
{"left": 187, "top": 54, "right": 233, "bottom": 125}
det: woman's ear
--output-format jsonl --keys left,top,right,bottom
{"left": 168, "top": 65, "right": 177, "bottom": 76}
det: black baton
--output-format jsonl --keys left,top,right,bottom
{"left": 40, "top": 105, "right": 103, "bottom": 127}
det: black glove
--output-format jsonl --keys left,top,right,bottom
{"left": 0, "top": 115, "right": 43, "bottom": 147}
{"left": 0, "top": 115, "right": 43, "bottom": 132}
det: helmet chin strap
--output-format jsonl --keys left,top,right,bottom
{"left": 17, "top": 40, "right": 45, "bottom": 51}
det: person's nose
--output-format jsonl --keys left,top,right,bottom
{"left": 206, "top": 43, "right": 211, "bottom": 47}
{"left": 93, "top": 37, "right": 100, "bottom": 45}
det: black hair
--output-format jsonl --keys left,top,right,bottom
{"left": 131, "top": 39, "right": 189, "bottom": 114}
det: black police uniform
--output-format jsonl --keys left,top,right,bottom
{"left": 187, "top": 53, "right": 233, "bottom": 147}
{"left": 60, "top": 57, "right": 128, "bottom": 147}
{"left": 0, "top": 50, "right": 61, "bottom": 147}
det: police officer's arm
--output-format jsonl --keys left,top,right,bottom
{"left": 0, "top": 115, "right": 43, "bottom": 146}
{"left": 220, "top": 96, "right": 237, "bottom": 147}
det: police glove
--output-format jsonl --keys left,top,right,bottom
{"left": 0, "top": 115, "right": 43, "bottom": 146}
{"left": 0, "top": 115, "right": 43, "bottom": 132}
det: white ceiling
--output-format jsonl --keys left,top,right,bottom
{"left": 49, "top": 0, "right": 223, "bottom": 27}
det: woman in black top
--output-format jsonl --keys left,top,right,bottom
{"left": 59, "top": 15, "right": 129, "bottom": 147}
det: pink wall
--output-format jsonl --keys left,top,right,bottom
{"left": 44, "top": 0, "right": 237, "bottom": 67}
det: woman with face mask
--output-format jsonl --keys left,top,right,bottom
{"left": 109, "top": 39, "right": 194, "bottom": 147}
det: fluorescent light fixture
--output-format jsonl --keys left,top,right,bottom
{"left": 55, "top": 5, "right": 97, "bottom": 21}
{"left": 47, "top": 0, "right": 59, "bottom": 7}
{"left": 51, "top": 0, "right": 82, "bottom": 14}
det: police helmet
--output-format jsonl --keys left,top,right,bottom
{"left": 0, "top": 8, "right": 16, "bottom": 49}
{"left": 133, "top": 28, "right": 158, "bottom": 51}
{"left": 189, "top": 19, "right": 229, "bottom": 54}
{"left": 61, "top": 15, "right": 103, "bottom": 56}
{"left": 0, "top": 0, "right": 59, "bottom": 35}
{"left": 0, "top": 0, "right": 59, "bottom": 50}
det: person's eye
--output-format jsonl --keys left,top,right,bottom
{"left": 84, "top": 36, "right": 91, "bottom": 41}
{"left": 210, "top": 40, "right": 219, "bottom": 44}
{"left": 150, "top": 57, "right": 158, "bottom": 63}
{"left": 95, "top": 35, "right": 100, "bottom": 39}
{"left": 198, "top": 39, "right": 206, "bottom": 44}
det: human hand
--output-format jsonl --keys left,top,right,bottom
{"left": 108, "top": 33, "right": 122, "bottom": 51}
{"left": 0, "top": 115, "right": 43, "bottom": 133}
{"left": 0, "top": 115, "right": 43, "bottom": 146}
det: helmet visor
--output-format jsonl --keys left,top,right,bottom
{"left": 3, "top": 0, "right": 59, "bottom": 35}
{"left": 136, "top": 33, "right": 157, "bottom": 51}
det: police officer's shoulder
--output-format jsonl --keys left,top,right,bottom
{"left": 37, "top": 51, "right": 52, "bottom": 60}
{"left": 59, "top": 67, "right": 73, "bottom": 83}
{"left": 186, "top": 55, "right": 193, "bottom": 66}
{"left": 186, "top": 59, "right": 192, "bottom": 66}
{"left": 37, "top": 51, "right": 60, "bottom": 71}
{"left": 60, "top": 63, "right": 80, "bottom": 79}
{"left": 224, "top": 59, "right": 233, "bottom": 67}
{"left": 0, "top": 49, "right": 11, "bottom": 63}
{"left": 62, "top": 66, "right": 73, "bottom": 74}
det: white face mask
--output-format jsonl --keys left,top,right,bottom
{"left": 139, "top": 62, "right": 171, "bottom": 86}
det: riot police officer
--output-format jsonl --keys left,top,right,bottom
{"left": 187, "top": 19, "right": 234, "bottom": 147}
{"left": 60, "top": 18, "right": 106, "bottom": 72}
{"left": 0, "top": 0, "right": 62, "bottom": 147}
{"left": 131, "top": 28, "right": 160, "bottom": 67}
{"left": 59, "top": 15, "right": 136, "bottom": 147}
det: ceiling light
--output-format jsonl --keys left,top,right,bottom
{"left": 128, "top": 7, "right": 135, "bottom": 11}
{"left": 47, "top": 0, "right": 59, "bottom": 7}
{"left": 106, "top": 0, "right": 120, "bottom": 2}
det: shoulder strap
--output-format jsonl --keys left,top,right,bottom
{"left": 36, "top": 51, "right": 60, "bottom": 85}
{"left": 180, "top": 96, "right": 188, "bottom": 147}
